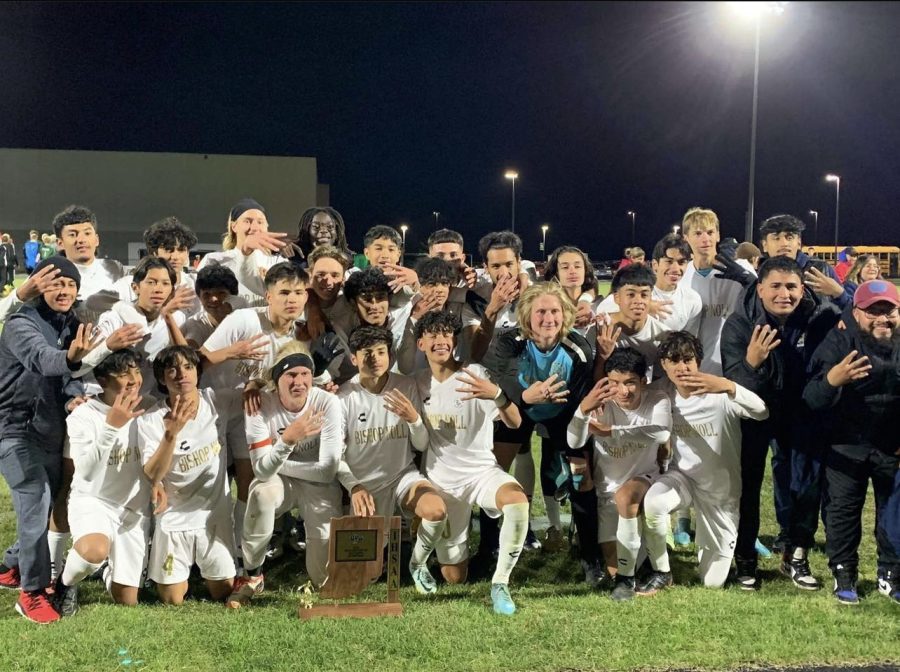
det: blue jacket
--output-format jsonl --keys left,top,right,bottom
{"left": 0, "top": 300, "right": 85, "bottom": 451}
{"left": 23, "top": 240, "right": 40, "bottom": 271}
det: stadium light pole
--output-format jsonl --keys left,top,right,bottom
{"left": 672, "top": 224, "right": 681, "bottom": 234}
{"left": 541, "top": 224, "right": 549, "bottom": 260}
{"left": 808, "top": 210, "right": 818, "bottom": 245}
{"left": 432, "top": 211, "right": 440, "bottom": 230}
{"left": 728, "top": 1, "right": 787, "bottom": 243}
{"left": 504, "top": 170, "right": 519, "bottom": 233}
{"left": 400, "top": 223, "right": 408, "bottom": 247}
{"left": 825, "top": 174, "right": 841, "bottom": 257}
{"left": 627, "top": 211, "right": 636, "bottom": 244}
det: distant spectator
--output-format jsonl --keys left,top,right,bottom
{"left": 844, "top": 254, "right": 883, "bottom": 297}
{"left": 0, "top": 234, "right": 15, "bottom": 290}
{"left": 23, "top": 230, "right": 41, "bottom": 273}
{"left": 617, "top": 246, "right": 645, "bottom": 270}
{"left": 833, "top": 246, "right": 858, "bottom": 283}
{"left": 39, "top": 234, "right": 56, "bottom": 261}
{"left": 805, "top": 246, "right": 817, "bottom": 258}
{"left": 735, "top": 242, "right": 763, "bottom": 270}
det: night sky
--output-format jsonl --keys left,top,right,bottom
{"left": 2, "top": 1, "right": 899, "bottom": 260}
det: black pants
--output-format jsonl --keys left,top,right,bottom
{"left": 824, "top": 445, "right": 900, "bottom": 572}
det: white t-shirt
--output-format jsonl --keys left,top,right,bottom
{"left": 67, "top": 398, "right": 150, "bottom": 512}
{"left": 337, "top": 372, "right": 423, "bottom": 493}
{"left": 567, "top": 389, "right": 671, "bottom": 496}
{"left": 415, "top": 363, "right": 501, "bottom": 488}
{"left": 679, "top": 262, "right": 744, "bottom": 375}
{"left": 138, "top": 389, "right": 229, "bottom": 532}
{"left": 667, "top": 381, "right": 768, "bottom": 504}
{"left": 596, "top": 285, "right": 702, "bottom": 335}
{"left": 245, "top": 387, "right": 343, "bottom": 484}
{"left": 198, "top": 249, "right": 282, "bottom": 307}
{"left": 398, "top": 297, "right": 483, "bottom": 374}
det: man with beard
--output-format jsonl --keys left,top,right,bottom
{"left": 803, "top": 280, "right": 900, "bottom": 605}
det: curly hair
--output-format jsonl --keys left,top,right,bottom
{"left": 657, "top": 331, "right": 704, "bottom": 364}
{"left": 543, "top": 245, "right": 596, "bottom": 294}
{"left": 516, "top": 282, "right": 576, "bottom": 343}
{"left": 144, "top": 216, "right": 198, "bottom": 253}
{"left": 415, "top": 257, "right": 456, "bottom": 287}
{"left": 195, "top": 265, "right": 238, "bottom": 296}
{"left": 414, "top": 310, "right": 462, "bottom": 340}
{"left": 52, "top": 205, "right": 97, "bottom": 237}
{"left": 348, "top": 325, "right": 393, "bottom": 354}
{"left": 342, "top": 267, "right": 390, "bottom": 304}
{"left": 603, "top": 348, "right": 647, "bottom": 378}
{"left": 296, "top": 207, "right": 351, "bottom": 257}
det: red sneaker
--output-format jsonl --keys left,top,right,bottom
{"left": 16, "top": 590, "right": 60, "bottom": 624}
{"left": 0, "top": 564, "right": 20, "bottom": 590}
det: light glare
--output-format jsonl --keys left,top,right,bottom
{"left": 504, "top": 170, "right": 518, "bottom": 180}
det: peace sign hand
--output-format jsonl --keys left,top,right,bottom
{"left": 66, "top": 323, "right": 104, "bottom": 364}
{"left": 106, "top": 389, "right": 145, "bottom": 428}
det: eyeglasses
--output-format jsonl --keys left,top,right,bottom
{"left": 861, "top": 306, "right": 899, "bottom": 319}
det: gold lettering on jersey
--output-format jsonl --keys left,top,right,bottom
{"left": 425, "top": 413, "right": 468, "bottom": 431}
{"left": 236, "top": 360, "right": 263, "bottom": 380}
{"left": 673, "top": 421, "right": 719, "bottom": 439}
{"left": 354, "top": 423, "right": 409, "bottom": 446}
{"left": 704, "top": 303, "right": 729, "bottom": 318}
{"left": 291, "top": 437, "right": 319, "bottom": 457}
{"left": 604, "top": 441, "right": 646, "bottom": 459}
{"left": 107, "top": 445, "right": 139, "bottom": 467}
{"left": 177, "top": 441, "right": 222, "bottom": 472}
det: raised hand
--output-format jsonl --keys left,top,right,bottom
{"left": 106, "top": 323, "right": 145, "bottom": 351}
{"left": 383, "top": 264, "right": 419, "bottom": 294}
{"left": 522, "top": 373, "right": 569, "bottom": 405}
{"left": 240, "top": 231, "right": 290, "bottom": 256}
{"left": 282, "top": 407, "right": 326, "bottom": 444}
{"left": 106, "top": 389, "right": 145, "bottom": 428}
{"left": 67, "top": 323, "right": 104, "bottom": 364}
{"left": 745, "top": 324, "right": 782, "bottom": 369}
{"left": 458, "top": 263, "right": 478, "bottom": 288}
{"left": 680, "top": 372, "right": 735, "bottom": 396}
{"left": 351, "top": 485, "right": 376, "bottom": 517}
{"left": 65, "top": 395, "right": 89, "bottom": 413}
{"left": 411, "top": 292, "right": 445, "bottom": 320}
{"left": 16, "top": 264, "right": 62, "bottom": 302}
{"left": 580, "top": 377, "right": 616, "bottom": 414}
{"left": 311, "top": 332, "right": 345, "bottom": 374}
{"left": 825, "top": 350, "right": 872, "bottom": 387}
{"left": 227, "top": 333, "right": 269, "bottom": 361}
{"left": 455, "top": 367, "right": 500, "bottom": 401}
{"left": 595, "top": 317, "right": 622, "bottom": 361}
{"left": 383, "top": 389, "right": 419, "bottom": 423}
{"left": 486, "top": 275, "right": 519, "bottom": 318}
{"left": 162, "top": 394, "right": 196, "bottom": 436}
{"left": 804, "top": 267, "right": 844, "bottom": 299}
{"left": 574, "top": 301, "right": 593, "bottom": 329}
{"left": 712, "top": 253, "right": 754, "bottom": 288}
{"left": 243, "top": 380, "right": 263, "bottom": 415}
{"left": 649, "top": 299, "right": 674, "bottom": 320}
{"left": 162, "top": 286, "right": 195, "bottom": 315}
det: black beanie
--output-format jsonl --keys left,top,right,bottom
{"left": 229, "top": 198, "right": 265, "bottom": 222}
{"left": 33, "top": 255, "right": 81, "bottom": 290}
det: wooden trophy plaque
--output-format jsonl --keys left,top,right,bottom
{"left": 298, "top": 515, "right": 403, "bottom": 619}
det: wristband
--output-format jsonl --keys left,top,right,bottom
{"left": 493, "top": 391, "right": 509, "bottom": 408}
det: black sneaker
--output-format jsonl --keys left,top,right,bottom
{"left": 522, "top": 526, "right": 542, "bottom": 552}
{"left": 832, "top": 565, "right": 859, "bottom": 605}
{"left": 876, "top": 566, "right": 900, "bottom": 604}
{"left": 771, "top": 530, "right": 790, "bottom": 554}
{"left": 610, "top": 574, "right": 636, "bottom": 602}
{"left": 734, "top": 555, "right": 759, "bottom": 591}
{"left": 781, "top": 547, "right": 821, "bottom": 590}
{"left": 636, "top": 570, "right": 672, "bottom": 596}
{"left": 581, "top": 559, "right": 608, "bottom": 589}
{"left": 51, "top": 578, "right": 78, "bottom": 617}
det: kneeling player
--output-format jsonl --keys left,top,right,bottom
{"left": 227, "top": 344, "right": 343, "bottom": 608}
{"left": 140, "top": 346, "right": 235, "bottom": 604}
{"left": 642, "top": 332, "right": 768, "bottom": 590}
{"left": 54, "top": 350, "right": 157, "bottom": 614}
{"left": 414, "top": 311, "right": 528, "bottom": 615}
{"left": 567, "top": 348, "right": 672, "bottom": 601}
{"left": 336, "top": 326, "right": 448, "bottom": 591}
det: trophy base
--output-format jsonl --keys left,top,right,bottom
{"left": 298, "top": 601, "right": 403, "bottom": 620}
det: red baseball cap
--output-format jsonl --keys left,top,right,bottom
{"left": 853, "top": 280, "right": 900, "bottom": 309}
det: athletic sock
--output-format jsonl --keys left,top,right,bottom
{"left": 60, "top": 549, "right": 103, "bottom": 587}
{"left": 616, "top": 516, "right": 641, "bottom": 577}
{"left": 233, "top": 499, "right": 247, "bottom": 560}
{"left": 543, "top": 496, "right": 562, "bottom": 531}
{"left": 513, "top": 452, "right": 535, "bottom": 497}
{"left": 491, "top": 503, "right": 529, "bottom": 584}
{"left": 411, "top": 518, "right": 446, "bottom": 568}
{"left": 48, "top": 531, "right": 71, "bottom": 581}
{"left": 643, "top": 513, "right": 671, "bottom": 573}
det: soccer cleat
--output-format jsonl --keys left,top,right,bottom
{"left": 225, "top": 573, "right": 265, "bottom": 609}
{"left": 542, "top": 526, "right": 565, "bottom": 552}
{"left": 581, "top": 559, "right": 609, "bottom": 589}
{"left": 490, "top": 583, "right": 516, "bottom": 615}
{"left": 781, "top": 547, "right": 821, "bottom": 591}
{"left": 0, "top": 564, "right": 21, "bottom": 590}
{"left": 636, "top": 570, "right": 673, "bottom": 596}
{"left": 673, "top": 517, "right": 691, "bottom": 547}
{"left": 409, "top": 562, "right": 438, "bottom": 595}
{"left": 735, "top": 556, "right": 759, "bottom": 591}
{"left": 754, "top": 538, "right": 773, "bottom": 559}
{"left": 611, "top": 574, "right": 636, "bottom": 601}
{"left": 51, "top": 578, "right": 79, "bottom": 617}
{"left": 832, "top": 566, "right": 859, "bottom": 605}
{"left": 522, "top": 526, "right": 542, "bottom": 552}
{"left": 15, "top": 590, "right": 60, "bottom": 624}
{"left": 876, "top": 567, "right": 900, "bottom": 604}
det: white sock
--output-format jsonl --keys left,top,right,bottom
{"left": 543, "top": 496, "right": 562, "bottom": 531}
{"left": 615, "top": 516, "right": 641, "bottom": 578}
{"left": 48, "top": 531, "right": 71, "bottom": 581}
{"left": 513, "top": 453, "right": 535, "bottom": 497}
{"left": 411, "top": 518, "right": 446, "bottom": 568}
{"left": 492, "top": 503, "right": 529, "bottom": 585}
{"left": 61, "top": 549, "right": 103, "bottom": 587}
{"left": 643, "top": 514, "right": 671, "bottom": 573}
{"left": 233, "top": 499, "right": 247, "bottom": 560}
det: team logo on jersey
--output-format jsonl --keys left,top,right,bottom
{"left": 177, "top": 440, "right": 190, "bottom": 452}
{"left": 358, "top": 412, "right": 367, "bottom": 423}
{"left": 423, "top": 396, "right": 431, "bottom": 405}
{"left": 277, "top": 427, "right": 286, "bottom": 435}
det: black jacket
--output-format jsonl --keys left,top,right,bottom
{"left": 803, "top": 307, "right": 900, "bottom": 454}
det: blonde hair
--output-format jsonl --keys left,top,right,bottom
{"left": 681, "top": 207, "right": 720, "bottom": 236}
{"left": 516, "top": 282, "right": 576, "bottom": 342}
{"left": 262, "top": 341, "right": 313, "bottom": 390}
{"left": 846, "top": 254, "right": 882, "bottom": 285}
{"left": 628, "top": 247, "right": 645, "bottom": 260}
{"left": 309, "top": 244, "right": 350, "bottom": 271}
{"left": 222, "top": 210, "right": 238, "bottom": 251}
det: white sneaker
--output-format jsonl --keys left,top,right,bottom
{"left": 409, "top": 562, "right": 437, "bottom": 595}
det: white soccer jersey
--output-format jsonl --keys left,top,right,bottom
{"left": 596, "top": 285, "right": 702, "bottom": 335}
{"left": 415, "top": 363, "right": 501, "bottom": 489}
{"left": 245, "top": 387, "right": 343, "bottom": 483}
{"left": 667, "top": 381, "right": 768, "bottom": 503}
{"left": 679, "top": 262, "right": 744, "bottom": 374}
{"left": 472, "top": 282, "right": 519, "bottom": 332}
{"left": 567, "top": 389, "right": 672, "bottom": 496}
{"left": 337, "top": 372, "right": 424, "bottom": 493}
{"left": 113, "top": 271, "right": 202, "bottom": 318}
{"left": 67, "top": 398, "right": 151, "bottom": 512}
{"left": 198, "top": 249, "right": 282, "bottom": 307}
{"left": 138, "top": 389, "right": 229, "bottom": 532}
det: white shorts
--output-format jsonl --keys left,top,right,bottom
{"left": 434, "top": 468, "right": 519, "bottom": 565}
{"left": 370, "top": 468, "right": 429, "bottom": 520}
{"left": 653, "top": 471, "right": 738, "bottom": 558}
{"left": 249, "top": 475, "right": 342, "bottom": 540}
{"left": 596, "top": 471, "right": 660, "bottom": 544}
{"left": 149, "top": 517, "right": 236, "bottom": 584}
{"left": 68, "top": 496, "right": 150, "bottom": 588}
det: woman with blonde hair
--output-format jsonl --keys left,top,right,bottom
{"left": 844, "top": 254, "right": 883, "bottom": 296}
{"left": 484, "top": 282, "right": 603, "bottom": 585}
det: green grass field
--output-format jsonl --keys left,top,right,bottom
{"left": 0, "top": 439, "right": 897, "bottom": 672}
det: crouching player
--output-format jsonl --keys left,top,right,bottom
{"left": 53, "top": 350, "right": 158, "bottom": 614}
{"left": 414, "top": 311, "right": 528, "bottom": 615}
{"left": 336, "top": 326, "right": 448, "bottom": 594}
{"left": 642, "top": 332, "right": 768, "bottom": 590}
{"left": 567, "top": 348, "right": 672, "bottom": 601}
{"left": 227, "top": 344, "right": 343, "bottom": 608}
{"left": 140, "top": 346, "right": 235, "bottom": 604}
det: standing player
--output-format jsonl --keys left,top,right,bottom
{"left": 139, "top": 346, "right": 235, "bottom": 604}
{"left": 227, "top": 344, "right": 343, "bottom": 607}
{"left": 641, "top": 331, "right": 768, "bottom": 591}
{"left": 336, "top": 326, "right": 449, "bottom": 590}
{"left": 414, "top": 311, "right": 529, "bottom": 615}
{"left": 182, "top": 265, "right": 242, "bottom": 349}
